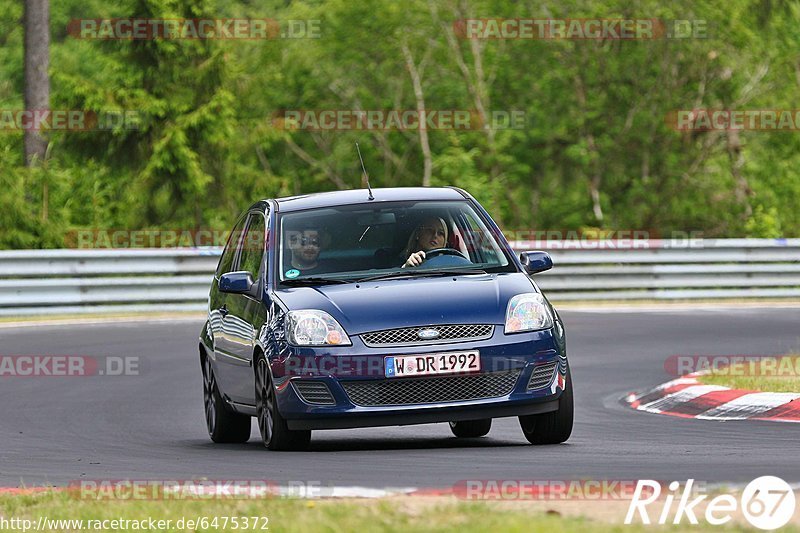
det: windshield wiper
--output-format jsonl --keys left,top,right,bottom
{"left": 281, "top": 277, "right": 355, "bottom": 286}
{"left": 357, "top": 268, "right": 487, "bottom": 283}
{"left": 417, "top": 268, "right": 488, "bottom": 277}
{"left": 354, "top": 271, "right": 413, "bottom": 282}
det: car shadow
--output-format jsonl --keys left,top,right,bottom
{"left": 306, "top": 436, "right": 531, "bottom": 452}
{"left": 184, "top": 436, "right": 532, "bottom": 453}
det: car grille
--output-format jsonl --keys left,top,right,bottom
{"left": 527, "top": 361, "right": 558, "bottom": 390}
{"left": 292, "top": 380, "right": 335, "bottom": 405}
{"left": 361, "top": 324, "right": 494, "bottom": 347}
{"left": 341, "top": 370, "right": 521, "bottom": 407}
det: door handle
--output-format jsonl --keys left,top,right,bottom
{"left": 219, "top": 304, "right": 229, "bottom": 317}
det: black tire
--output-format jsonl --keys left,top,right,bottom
{"left": 255, "top": 354, "right": 311, "bottom": 451}
{"left": 519, "top": 365, "right": 573, "bottom": 445}
{"left": 449, "top": 419, "right": 492, "bottom": 438}
{"left": 202, "top": 355, "right": 251, "bottom": 443}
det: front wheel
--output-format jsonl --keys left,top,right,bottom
{"left": 519, "top": 365, "right": 573, "bottom": 445}
{"left": 203, "top": 356, "right": 251, "bottom": 443}
{"left": 255, "top": 354, "right": 311, "bottom": 451}
{"left": 449, "top": 419, "right": 492, "bottom": 438}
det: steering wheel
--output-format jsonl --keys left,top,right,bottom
{"left": 422, "top": 247, "right": 469, "bottom": 262}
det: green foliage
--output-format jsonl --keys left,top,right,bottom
{"left": 1, "top": 0, "right": 799, "bottom": 248}
{"left": 745, "top": 205, "right": 783, "bottom": 238}
{"left": 0, "top": 151, "right": 66, "bottom": 248}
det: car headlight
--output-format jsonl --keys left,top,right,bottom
{"left": 504, "top": 293, "right": 553, "bottom": 334}
{"left": 286, "top": 310, "right": 352, "bottom": 346}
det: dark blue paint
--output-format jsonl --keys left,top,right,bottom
{"left": 519, "top": 251, "right": 554, "bottom": 274}
{"left": 199, "top": 187, "right": 568, "bottom": 430}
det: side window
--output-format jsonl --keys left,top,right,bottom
{"left": 215, "top": 216, "right": 247, "bottom": 277}
{"left": 238, "top": 213, "right": 266, "bottom": 279}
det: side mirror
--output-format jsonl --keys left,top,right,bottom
{"left": 219, "top": 271, "right": 255, "bottom": 294}
{"left": 519, "top": 251, "right": 553, "bottom": 275}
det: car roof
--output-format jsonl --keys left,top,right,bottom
{"left": 270, "top": 187, "right": 468, "bottom": 212}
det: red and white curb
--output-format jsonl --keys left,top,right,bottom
{"left": 624, "top": 374, "right": 800, "bottom": 422}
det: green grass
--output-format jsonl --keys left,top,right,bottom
{"left": 0, "top": 490, "right": 769, "bottom": 532}
{"left": 696, "top": 356, "right": 800, "bottom": 393}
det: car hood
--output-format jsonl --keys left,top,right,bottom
{"left": 273, "top": 272, "right": 537, "bottom": 335}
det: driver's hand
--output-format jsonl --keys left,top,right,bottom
{"left": 402, "top": 251, "right": 426, "bottom": 268}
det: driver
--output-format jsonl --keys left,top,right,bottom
{"left": 401, "top": 216, "right": 448, "bottom": 268}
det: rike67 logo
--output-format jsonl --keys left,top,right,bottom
{"left": 625, "top": 476, "right": 796, "bottom": 530}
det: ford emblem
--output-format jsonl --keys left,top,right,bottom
{"left": 417, "top": 328, "right": 440, "bottom": 340}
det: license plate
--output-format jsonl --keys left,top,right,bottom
{"left": 384, "top": 351, "right": 480, "bottom": 378}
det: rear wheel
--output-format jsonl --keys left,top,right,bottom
{"left": 449, "top": 419, "right": 492, "bottom": 438}
{"left": 255, "top": 354, "right": 311, "bottom": 451}
{"left": 519, "top": 365, "right": 573, "bottom": 445}
{"left": 203, "top": 355, "right": 251, "bottom": 443}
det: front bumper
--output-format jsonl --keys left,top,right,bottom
{"left": 270, "top": 326, "right": 567, "bottom": 430}
{"left": 286, "top": 397, "right": 560, "bottom": 430}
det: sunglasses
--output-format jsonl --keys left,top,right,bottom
{"left": 289, "top": 236, "right": 320, "bottom": 247}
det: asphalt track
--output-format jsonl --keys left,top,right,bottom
{"left": 2, "top": 307, "right": 800, "bottom": 489}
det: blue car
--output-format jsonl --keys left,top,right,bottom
{"left": 199, "top": 187, "right": 572, "bottom": 450}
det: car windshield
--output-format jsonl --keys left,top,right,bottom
{"left": 276, "top": 200, "right": 514, "bottom": 283}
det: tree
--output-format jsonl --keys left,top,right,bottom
{"left": 23, "top": 0, "right": 49, "bottom": 165}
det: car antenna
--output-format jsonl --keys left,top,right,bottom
{"left": 356, "top": 142, "right": 374, "bottom": 201}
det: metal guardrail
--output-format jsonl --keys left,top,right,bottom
{"left": 0, "top": 249, "right": 220, "bottom": 316}
{"left": 523, "top": 239, "right": 800, "bottom": 301}
{"left": 0, "top": 240, "right": 798, "bottom": 316}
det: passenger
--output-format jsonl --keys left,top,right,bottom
{"left": 401, "top": 216, "right": 448, "bottom": 268}
{"left": 285, "top": 226, "right": 325, "bottom": 275}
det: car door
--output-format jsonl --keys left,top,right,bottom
{"left": 218, "top": 209, "right": 268, "bottom": 403}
